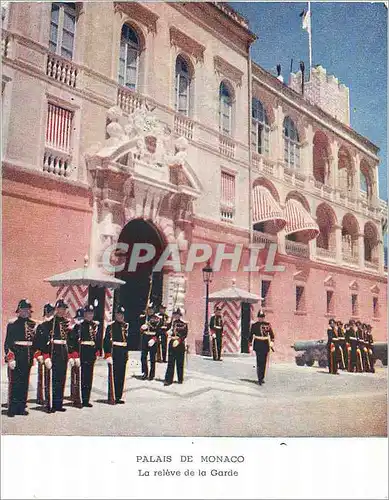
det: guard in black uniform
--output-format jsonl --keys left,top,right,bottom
{"left": 103, "top": 306, "right": 129, "bottom": 404}
{"left": 140, "top": 307, "right": 160, "bottom": 380}
{"left": 336, "top": 320, "right": 347, "bottom": 370}
{"left": 4, "top": 299, "right": 38, "bottom": 417}
{"left": 327, "top": 318, "right": 339, "bottom": 374}
{"left": 156, "top": 304, "right": 170, "bottom": 363}
{"left": 345, "top": 319, "right": 361, "bottom": 373}
{"left": 210, "top": 305, "right": 224, "bottom": 361}
{"left": 366, "top": 324, "right": 375, "bottom": 373}
{"left": 69, "top": 305, "right": 100, "bottom": 407}
{"left": 35, "top": 303, "right": 55, "bottom": 405}
{"left": 164, "top": 308, "right": 188, "bottom": 386}
{"left": 249, "top": 310, "right": 275, "bottom": 385}
{"left": 36, "top": 299, "right": 71, "bottom": 412}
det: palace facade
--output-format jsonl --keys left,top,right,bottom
{"left": 2, "top": 2, "right": 387, "bottom": 358}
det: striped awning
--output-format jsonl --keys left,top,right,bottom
{"left": 283, "top": 199, "right": 320, "bottom": 241}
{"left": 252, "top": 185, "right": 286, "bottom": 232}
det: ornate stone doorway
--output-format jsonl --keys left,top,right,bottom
{"left": 114, "top": 218, "right": 166, "bottom": 350}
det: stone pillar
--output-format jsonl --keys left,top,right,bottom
{"left": 301, "top": 123, "right": 313, "bottom": 178}
{"left": 378, "top": 239, "right": 385, "bottom": 275}
{"left": 334, "top": 224, "right": 342, "bottom": 264}
{"left": 358, "top": 232, "right": 365, "bottom": 269}
{"left": 309, "top": 236, "right": 317, "bottom": 260}
{"left": 274, "top": 104, "right": 285, "bottom": 172}
{"left": 353, "top": 152, "right": 361, "bottom": 201}
{"left": 330, "top": 140, "right": 339, "bottom": 190}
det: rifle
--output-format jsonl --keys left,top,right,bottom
{"left": 108, "top": 323, "right": 116, "bottom": 405}
{"left": 71, "top": 322, "right": 82, "bottom": 408}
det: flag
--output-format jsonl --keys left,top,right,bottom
{"left": 300, "top": 8, "right": 311, "bottom": 34}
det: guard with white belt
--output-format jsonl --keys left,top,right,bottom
{"left": 140, "top": 306, "right": 160, "bottom": 380}
{"left": 69, "top": 304, "right": 100, "bottom": 408}
{"left": 35, "top": 299, "right": 71, "bottom": 413}
{"left": 34, "top": 302, "right": 55, "bottom": 406}
{"left": 248, "top": 310, "right": 275, "bottom": 386}
{"left": 4, "top": 299, "right": 38, "bottom": 417}
{"left": 103, "top": 305, "right": 129, "bottom": 404}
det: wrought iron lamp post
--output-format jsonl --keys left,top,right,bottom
{"left": 201, "top": 260, "right": 213, "bottom": 356}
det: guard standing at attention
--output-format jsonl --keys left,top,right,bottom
{"left": 156, "top": 304, "right": 170, "bottom": 363}
{"left": 35, "top": 299, "right": 72, "bottom": 413}
{"left": 103, "top": 305, "right": 129, "bottom": 404}
{"left": 69, "top": 305, "right": 100, "bottom": 408}
{"left": 34, "top": 303, "right": 55, "bottom": 405}
{"left": 345, "top": 319, "right": 361, "bottom": 373}
{"left": 4, "top": 299, "right": 38, "bottom": 417}
{"left": 164, "top": 308, "right": 188, "bottom": 386}
{"left": 140, "top": 306, "right": 160, "bottom": 380}
{"left": 366, "top": 324, "right": 375, "bottom": 373}
{"left": 210, "top": 305, "right": 224, "bottom": 361}
{"left": 248, "top": 310, "right": 275, "bottom": 385}
{"left": 336, "top": 320, "right": 347, "bottom": 370}
{"left": 327, "top": 318, "right": 339, "bottom": 374}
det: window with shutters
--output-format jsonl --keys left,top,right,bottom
{"left": 373, "top": 296, "right": 379, "bottom": 317}
{"left": 219, "top": 81, "right": 234, "bottom": 136}
{"left": 261, "top": 280, "right": 272, "bottom": 308}
{"left": 118, "top": 24, "right": 140, "bottom": 90}
{"left": 220, "top": 170, "right": 235, "bottom": 222}
{"left": 49, "top": 3, "right": 77, "bottom": 60}
{"left": 351, "top": 294, "right": 358, "bottom": 316}
{"left": 283, "top": 116, "right": 301, "bottom": 169}
{"left": 43, "top": 102, "right": 74, "bottom": 177}
{"left": 252, "top": 98, "right": 270, "bottom": 156}
{"left": 326, "top": 290, "right": 334, "bottom": 315}
{"left": 175, "top": 56, "right": 192, "bottom": 116}
{"left": 295, "top": 285, "right": 305, "bottom": 312}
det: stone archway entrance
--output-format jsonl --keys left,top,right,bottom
{"left": 114, "top": 218, "right": 166, "bottom": 350}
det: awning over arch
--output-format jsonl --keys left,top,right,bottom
{"left": 283, "top": 199, "right": 320, "bottom": 241}
{"left": 252, "top": 185, "right": 286, "bottom": 232}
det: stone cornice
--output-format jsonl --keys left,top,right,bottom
{"left": 252, "top": 62, "right": 380, "bottom": 159}
{"left": 114, "top": 2, "right": 159, "bottom": 33}
{"left": 169, "top": 26, "right": 205, "bottom": 63}
{"left": 214, "top": 55, "right": 243, "bottom": 86}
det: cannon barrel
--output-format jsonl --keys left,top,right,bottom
{"left": 292, "top": 339, "right": 326, "bottom": 351}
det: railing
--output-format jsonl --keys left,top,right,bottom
{"left": 364, "top": 259, "right": 379, "bottom": 270}
{"left": 342, "top": 253, "right": 359, "bottom": 265}
{"left": 285, "top": 239, "right": 309, "bottom": 258}
{"left": 174, "top": 114, "right": 194, "bottom": 140}
{"left": 252, "top": 152, "right": 274, "bottom": 175}
{"left": 252, "top": 230, "right": 277, "bottom": 247}
{"left": 117, "top": 86, "right": 145, "bottom": 115}
{"left": 219, "top": 134, "right": 235, "bottom": 159}
{"left": 316, "top": 247, "right": 336, "bottom": 260}
{"left": 220, "top": 205, "right": 234, "bottom": 223}
{"left": 2, "top": 29, "right": 12, "bottom": 58}
{"left": 43, "top": 148, "right": 73, "bottom": 177}
{"left": 46, "top": 53, "right": 78, "bottom": 88}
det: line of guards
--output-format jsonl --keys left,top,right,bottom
{"left": 4, "top": 299, "right": 276, "bottom": 417}
{"left": 327, "top": 318, "right": 376, "bottom": 375}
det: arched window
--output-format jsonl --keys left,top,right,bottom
{"left": 252, "top": 98, "right": 270, "bottom": 156}
{"left": 219, "top": 81, "right": 233, "bottom": 136}
{"left": 49, "top": 2, "right": 77, "bottom": 60}
{"left": 283, "top": 116, "right": 300, "bottom": 168}
{"left": 118, "top": 24, "right": 140, "bottom": 90}
{"left": 175, "top": 56, "right": 191, "bottom": 116}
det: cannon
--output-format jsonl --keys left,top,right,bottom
{"left": 291, "top": 340, "right": 388, "bottom": 368}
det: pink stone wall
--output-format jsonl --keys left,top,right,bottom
{"left": 2, "top": 169, "right": 93, "bottom": 336}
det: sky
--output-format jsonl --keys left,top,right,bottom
{"left": 230, "top": 1, "right": 388, "bottom": 202}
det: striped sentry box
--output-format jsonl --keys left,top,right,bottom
{"left": 56, "top": 285, "right": 88, "bottom": 325}
{"left": 215, "top": 300, "right": 241, "bottom": 354}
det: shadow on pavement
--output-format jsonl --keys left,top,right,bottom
{"left": 239, "top": 378, "right": 259, "bottom": 385}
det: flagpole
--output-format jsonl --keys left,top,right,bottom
{"left": 308, "top": 2, "right": 312, "bottom": 75}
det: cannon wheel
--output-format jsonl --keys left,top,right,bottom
{"left": 305, "top": 358, "right": 315, "bottom": 367}
{"left": 295, "top": 355, "right": 305, "bottom": 366}
{"left": 318, "top": 358, "right": 327, "bottom": 368}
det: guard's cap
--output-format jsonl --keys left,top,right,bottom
{"left": 257, "top": 310, "right": 265, "bottom": 318}
{"left": 55, "top": 299, "right": 68, "bottom": 309}
{"left": 16, "top": 299, "right": 32, "bottom": 313}
{"left": 173, "top": 308, "right": 182, "bottom": 316}
{"left": 83, "top": 304, "right": 94, "bottom": 313}
{"left": 115, "top": 305, "right": 125, "bottom": 314}
{"left": 43, "top": 303, "right": 55, "bottom": 317}
{"left": 74, "top": 308, "right": 84, "bottom": 320}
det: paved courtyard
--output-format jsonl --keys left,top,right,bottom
{"left": 1, "top": 354, "right": 387, "bottom": 437}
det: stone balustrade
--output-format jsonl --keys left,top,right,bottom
{"left": 117, "top": 86, "right": 145, "bottom": 115}
{"left": 174, "top": 114, "right": 194, "bottom": 140}
{"left": 219, "top": 134, "right": 235, "bottom": 159}
{"left": 2, "top": 29, "right": 12, "bottom": 58}
{"left": 342, "top": 253, "right": 359, "bottom": 265}
{"left": 220, "top": 205, "right": 234, "bottom": 223}
{"left": 46, "top": 53, "right": 78, "bottom": 88}
{"left": 43, "top": 147, "right": 73, "bottom": 177}
{"left": 316, "top": 246, "right": 336, "bottom": 260}
{"left": 252, "top": 230, "right": 277, "bottom": 247}
{"left": 285, "top": 239, "right": 309, "bottom": 258}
